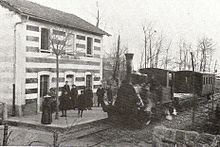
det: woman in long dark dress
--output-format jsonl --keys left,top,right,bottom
{"left": 70, "top": 84, "right": 78, "bottom": 110}
{"left": 41, "top": 95, "right": 52, "bottom": 124}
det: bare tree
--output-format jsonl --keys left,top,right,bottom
{"left": 49, "top": 30, "right": 76, "bottom": 119}
{"left": 197, "top": 37, "right": 215, "bottom": 72}
{"left": 154, "top": 34, "right": 163, "bottom": 68}
{"left": 141, "top": 22, "right": 157, "bottom": 68}
{"left": 103, "top": 35, "right": 128, "bottom": 85}
{"left": 163, "top": 40, "right": 172, "bottom": 69}
{"left": 176, "top": 38, "right": 192, "bottom": 71}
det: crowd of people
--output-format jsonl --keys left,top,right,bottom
{"left": 41, "top": 81, "right": 113, "bottom": 124}
{"left": 59, "top": 81, "right": 95, "bottom": 118}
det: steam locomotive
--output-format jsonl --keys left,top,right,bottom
{"left": 104, "top": 53, "right": 215, "bottom": 127}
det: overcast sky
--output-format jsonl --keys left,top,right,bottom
{"left": 30, "top": 0, "right": 220, "bottom": 70}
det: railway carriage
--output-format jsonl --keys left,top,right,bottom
{"left": 174, "top": 71, "right": 215, "bottom": 97}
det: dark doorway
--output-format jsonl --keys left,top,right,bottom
{"left": 86, "top": 75, "right": 92, "bottom": 88}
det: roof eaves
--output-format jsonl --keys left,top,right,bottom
{"left": 0, "top": 0, "right": 22, "bottom": 14}
{"left": 26, "top": 13, "right": 110, "bottom": 36}
{"left": 0, "top": 0, "right": 111, "bottom": 36}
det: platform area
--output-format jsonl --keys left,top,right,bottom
{"left": 6, "top": 107, "right": 108, "bottom": 132}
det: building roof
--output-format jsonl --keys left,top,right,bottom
{"left": 0, "top": 0, "right": 110, "bottom": 36}
{"left": 176, "top": 70, "right": 215, "bottom": 75}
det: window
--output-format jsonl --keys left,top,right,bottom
{"left": 185, "top": 77, "right": 188, "bottom": 84}
{"left": 76, "top": 35, "right": 85, "bottom": 40}
{"left": 26, "top": 25, "right": 39, "bottom": 32}
{"left": 94, "top": 38, "right": 101, "bottom": 43}
{"left": 75, "top": 77, "right": 85, "bottom": 82}
{"left": 66, "top": 34, "right": 75, "bottom": 55}
{"left": 41, "top": 28, "right": 49, "bottom": 50}
{"left": 94, "top": 77, "right": 100, "bottom": 81}
{"left": 87, "top": 37, "right": 93, "bottom": 55}
{"left": 53, "top": 29, "right": 65, "bottom": 36}
{"left": 26, "top": 36, "right": 39, "bottom": 42}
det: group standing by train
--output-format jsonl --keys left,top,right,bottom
{"left": 41, "top": 66, "right": 217, "bottom": 126}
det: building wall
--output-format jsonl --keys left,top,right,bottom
{"left": 0, "top": 5, "right": 22, "bottom": 108}
{"left": 21, "top": 20, "right": 103, "bottom": 114}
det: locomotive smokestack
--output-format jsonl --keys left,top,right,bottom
{"left": 125, "top": 53, "right": 134, "bottom": 83}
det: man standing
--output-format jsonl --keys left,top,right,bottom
{"left": 96, "top": 86, "right": 105, "bottom": 107}
{"left": 60, "top": 89, "right": 69, "bottom": 117}
{"left": 63, "top": 81, "right": 71, "bottom": 96}
{"left": 77, "top": 90, "right": 86, "bottom": 117}
{"left": 70, "top": 84, "right": 78, "bottom": 110}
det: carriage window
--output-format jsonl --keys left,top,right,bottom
{"left": 168, "top": 73, "right": 172, "bottom": 86}
{"left": 185, "top": 77, "right": 188, "bottom": 84}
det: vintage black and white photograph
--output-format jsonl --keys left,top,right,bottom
{"left": 0, "top": 0, "right": 220, "bottom": 146}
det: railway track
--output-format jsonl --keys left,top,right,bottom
{"left": 58, "top": 119, "right": 111, "bottom": 144}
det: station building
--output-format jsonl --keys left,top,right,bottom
{"left": 0, "top": 0, "right": 109, "bottom": 116}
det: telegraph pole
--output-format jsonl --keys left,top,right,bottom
{"left": 190, "top": 52, "right": 196, "bottom": 125}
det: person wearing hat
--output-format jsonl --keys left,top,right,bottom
{"left": 70, "top": 84, "right": 78, "bottom": 110}
{"left": 96, "top": 85, "right": 105, "bottom": 107}
{"left": 41, "top": 95, "right": 52, "bottom": 124}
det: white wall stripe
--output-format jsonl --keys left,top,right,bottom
{"left": 25, "top": 83, "right": 38, "bottom": 89}
{"left": 25, "top": 93, "right": 38, "bottom": 100}
{"left": 26, "top": 31, "right": 40, "bottom": 37}
{"left": 74, "top": 81, "right": 85, "bottom": 85}
{"left": 26, "top": 62, "right": 101, "bottom": 70}
{"left": 25, "top": 52, "right": 101, "bottom": 62}
{"left": 93, "top": 81, "right": 101, "bottom": 85}
{"left": 26, "top": 41, "right": 39, "bottom": 47}
{"left": 26, "top": 73, "right": 38, "bottom": 78}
